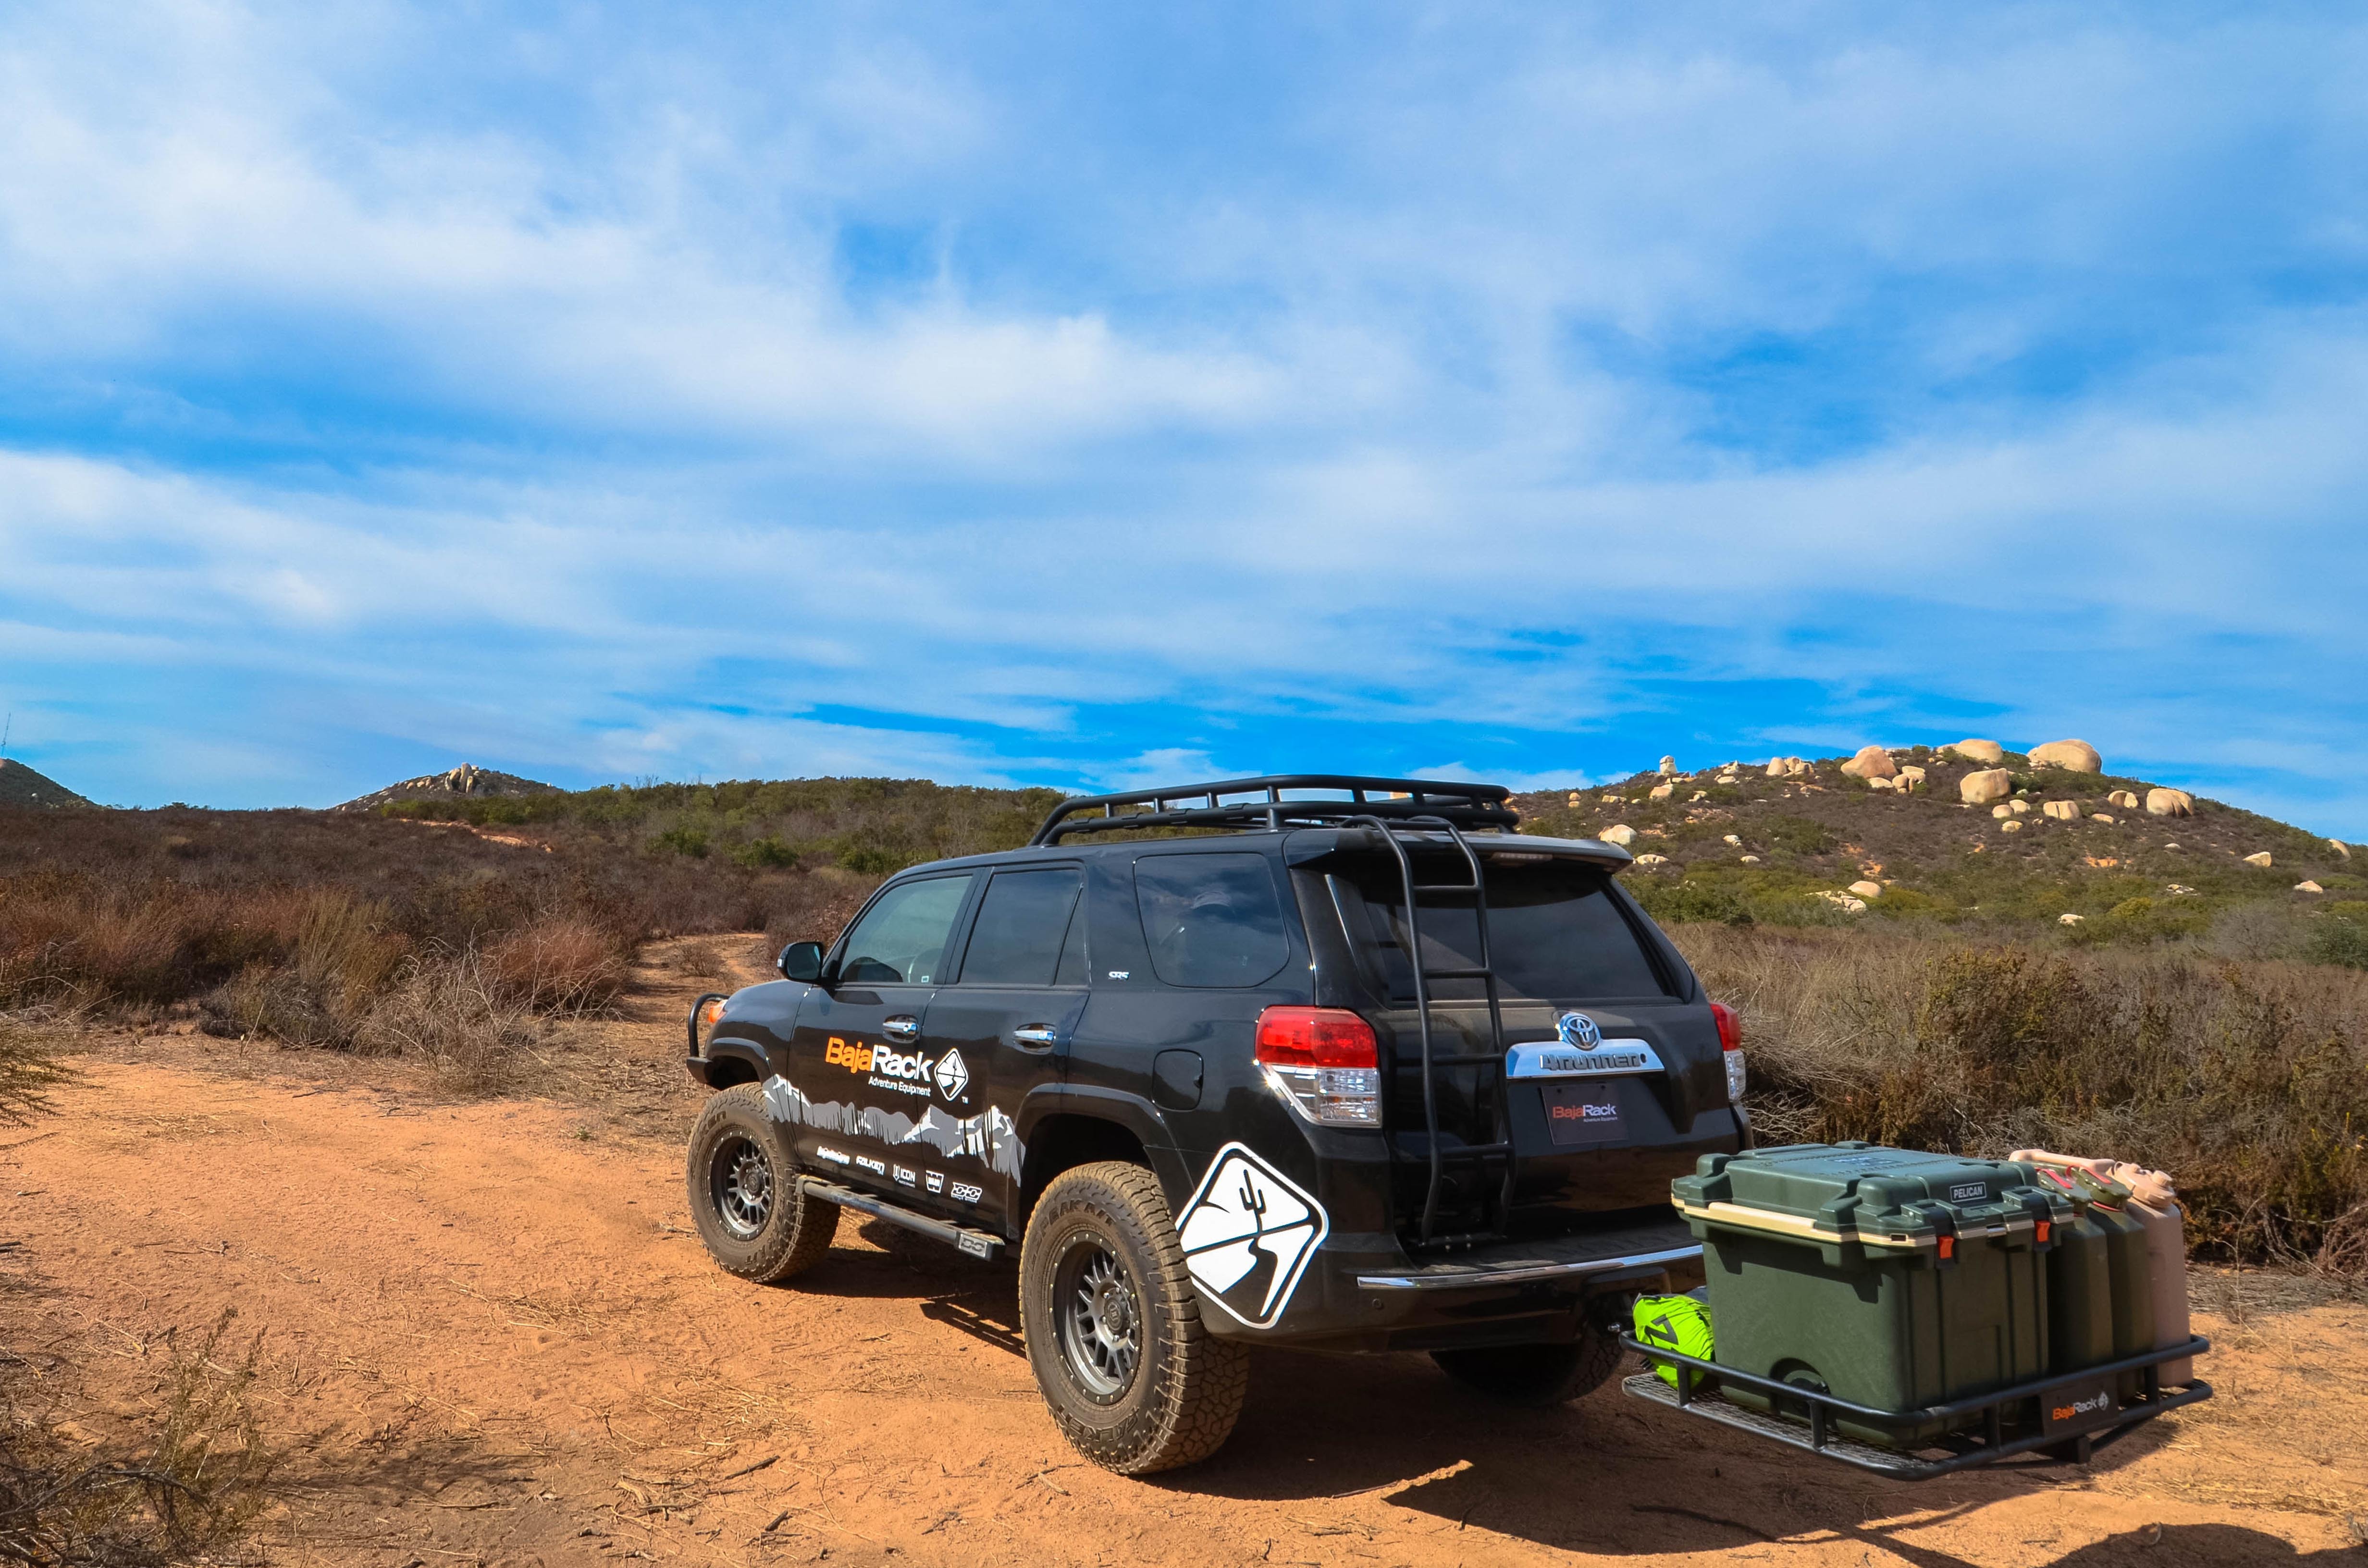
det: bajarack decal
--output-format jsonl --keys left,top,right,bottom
{"left": 1175, "top": 1143, "right": 1329, "bottom": 1330}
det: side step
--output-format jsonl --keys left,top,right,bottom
{"left": 798, "top": 1176, "right": 1005, "bottom": 1261}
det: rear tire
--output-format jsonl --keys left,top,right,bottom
{"left": 1431, "top": 1320, "right": 1625, "bottom": 1408}
{"left": 1020, "top": 1161, "right": 1250, "bottom": 1474}
{"left": 686, "top": 1084, "right": 839, "bottom": 1282}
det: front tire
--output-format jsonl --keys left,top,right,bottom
{"left": 1020, "top": 1162, "right": 1250, "bottom": 1474}
{"left": 1431, "top": 1320, "right": 1625, "bottom": 1407}
{"left": 686, "top": 1084, "right": 839, "bottom": 1282}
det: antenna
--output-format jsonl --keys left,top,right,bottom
{"left": 1, "top": 712, "right": 11, "bottom": 760}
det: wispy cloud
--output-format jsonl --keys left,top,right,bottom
{"left": 0, "top": 2, "right": 2362, "bottom": 833}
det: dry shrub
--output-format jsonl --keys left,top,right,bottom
{"left": 350, "top": 951, "right": 543, "bottom": 1090}
{"left": 196, "top": 893, "right": 407, "bottom": 1049}
{"left": 483, "top": 916, "right": 628, "bottom": 1014}
{"left": 0, "top": 1013, "right": 74, "bottom": 1125}
{"left": 0, "top": 1310, "right": 277, "bottom": 1566}
{"left": 1677, "top": 926, "right": 2368, "bottom": 1269}
{"left": 670, "top": 939, "right": 730, "bottom": 981}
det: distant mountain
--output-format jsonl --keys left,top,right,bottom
{"left": 335, "top": 762, "right": 562, "bottom": 813}
{"left": 0, "top": 758, "right": 95, "bottom": 809}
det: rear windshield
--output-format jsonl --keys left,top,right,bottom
{"left": 1326, "top": 857, "right": 1675, "bottom": 1003}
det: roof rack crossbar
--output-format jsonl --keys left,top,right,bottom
{"left": 1028, "top": 774, "right": 1517, "bottom": 845}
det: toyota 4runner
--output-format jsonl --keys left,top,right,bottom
{"left": 683, "top": 776, "right": 1747, "bottom": 1473}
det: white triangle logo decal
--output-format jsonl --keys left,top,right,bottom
{"left": 1175, "top": 1144, "right": 1329, "bottom": 1329}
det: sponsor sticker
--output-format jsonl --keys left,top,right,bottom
{"left": 949, "top": 1180, "right": 983, "bottom": 1204}
{"left": 924, "top": 1171, "right": 946, "bottom": 1195}
{"left": 1175, "top": 1144, "right": 1329, "bottom": 1330}
{"left": 815, "top": 1145, "right": 851, "bottom": 1165}
{"left": 1541, "top": 1083, "right": 1627, "bottom": 1147}
{"left": 893, "top": 1165, "right": 918, "bottom": 1187}
{"left": 854, "top": 1154, "right": 887, "bottom": 1175}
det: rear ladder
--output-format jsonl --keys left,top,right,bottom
{"left": 1348, "top": 814, "right": 1514, "bottom": 1248}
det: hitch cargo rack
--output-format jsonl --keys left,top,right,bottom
{"left": 1617, "top": 1333, "right": 2212, "bottom": 1481}
{"left": 1029, "top": 776, "right": 1539, "bottom": 1248}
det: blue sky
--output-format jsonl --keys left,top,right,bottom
{"left": 2, "top": 4, "right": 2365, "bottom": 836}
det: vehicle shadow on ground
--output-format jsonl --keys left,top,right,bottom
{"left": 773, "top": 1222, "right": 1029, "bottom": 1354}
{"left": 1159, "top": 1348, "right": 2199, "bottom": 1560}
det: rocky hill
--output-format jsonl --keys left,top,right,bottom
{"left": 0, "top": 758, "right": 94, "bottom": 809}
{"left": 334, "top": 763, "right": 561, "bottom": 813}
{"left": 1512, "top": 739, "right": 2363, "bottom": 942}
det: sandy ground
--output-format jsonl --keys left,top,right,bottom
{"left": 4, "top": 939, "right": 2365, "bottom": 1568}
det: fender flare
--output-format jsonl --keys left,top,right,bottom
{"left": 692, "top": 1034, "right": 771, "bottom": 1089}
{"left": 1016, "top": 1084, "right": 1195, "bottom": 1212}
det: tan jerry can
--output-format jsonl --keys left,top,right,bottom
{"left": 2013, "top": 1150, "right": 2194, "bottom": 1384}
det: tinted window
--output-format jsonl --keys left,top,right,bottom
{"left": 960, "top": 868, "right": 1085, "bottom": 986}
{"left": 1331, "top": 858, "right": 1672, "bottom": 1001}
{"left": 1134, "top": 852, "right": 1290, "bottom": 988}
{"left": 838, "top": 875, "right": 975, "bottom": 984}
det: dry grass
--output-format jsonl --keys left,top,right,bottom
{"left": 1675, "top": 924, "right": 2368, "bottom": 1271}
{"left": 0, "top": 806, "right": 881, "bottom": 1090}
{"left": 0, "top": 1311, "right": 277, "bottom": 1566}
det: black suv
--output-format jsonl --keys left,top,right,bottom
{"left": 683, "top": 776, "right": 1746, "bottom": 1473}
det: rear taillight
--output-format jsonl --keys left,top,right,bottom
{"left": 1256, "top": 1006, "right": 1381, "bottom": 1127}
{"left": 1711, "top": 1002, "right": 1746, "bottom": 1103}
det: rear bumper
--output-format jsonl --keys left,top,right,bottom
{"left": 1246, "top": 1212, "right": 1703, "bottom": 1353}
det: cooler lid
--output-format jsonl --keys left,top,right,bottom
{"left": 1672, "top": 1141, "right": 2058, "bottom": 1247}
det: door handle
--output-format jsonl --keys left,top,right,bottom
{"left": 883, "top": 1016, "right": 921, "bottom": 1042}
{"left": 1012, "top": 1024, "right": 1061, "bottom": 1051}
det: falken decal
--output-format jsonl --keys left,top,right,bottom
{"left": 1175, "top": 1143, "right": 1329, "bottom": 1330}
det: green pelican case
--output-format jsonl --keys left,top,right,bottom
{"left": 1672, "top": 1141, "right": 2072, "bottom": 1446}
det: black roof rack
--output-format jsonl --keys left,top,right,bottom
{"left": 1028, "top": 774, "right": 1518, "bottom": 846}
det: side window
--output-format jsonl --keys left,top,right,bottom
{"left": 958, "top": 867, "right": 1085, "bottom": 986}
{"left": 1052, "top": 900, "right": 1088, "bottom": 986}
{"left": 837, "top": 875, "right": 975, "bottom": 984}
{"left": 1134, "top": 852, "right": 1290, "bottom": 988}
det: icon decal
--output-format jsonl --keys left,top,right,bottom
{"left": 1175, "top": 1143, "right": 1329, "bottom": 1330}
{"left": 933, "top": 1048, "right": 970, "bottom": 1102}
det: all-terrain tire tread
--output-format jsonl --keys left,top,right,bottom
{"left": 1024, "top": 1160, "right": 1250, "bottom": 1475}
{"left": 686, "top": 1083, "right": 839, "bottom": 1284}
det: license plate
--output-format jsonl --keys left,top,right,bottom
{"left": 2039, "top": 1379, "right": 2120, "bottom": 1437}
{"left": 1505, "top": 1039, "right": 1664, "bottom": 1078}
{"left": 1540, "top": 1083, "right": 1628, "bottom": 1147}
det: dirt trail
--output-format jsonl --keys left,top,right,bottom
{"left": 3, "top": 941, "right": 2364, "bottom": 1567}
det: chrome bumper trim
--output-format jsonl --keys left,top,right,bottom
{"left": 1356, "top": 1243, "right": 1702, "bottom": 1291}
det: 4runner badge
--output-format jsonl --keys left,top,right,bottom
{"left": 1557, "top": 1011, "right": 1603, "bottom": 1050}
{"left": 1175, "top": 1144, "right": 1330, "bottom": 1330}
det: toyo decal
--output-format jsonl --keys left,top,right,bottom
{"left": 1175, "top": 1144, "right": 1329, "bottom": 1330}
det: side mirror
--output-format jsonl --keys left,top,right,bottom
{"left": 778, "top": 941, "right": 827, "bottom": 983}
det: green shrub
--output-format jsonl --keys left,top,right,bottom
{"left": 732, "top": 835, "right": 800, "bottom": 870}
{"left": 2311, "top": 918, "right": 2368, "bottom": 971}
{"left": 651, "top": 824, "right": 711, "bottom": 858}
{"left": 1630, "top": 879, "right": 1754, "bottom": 926}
